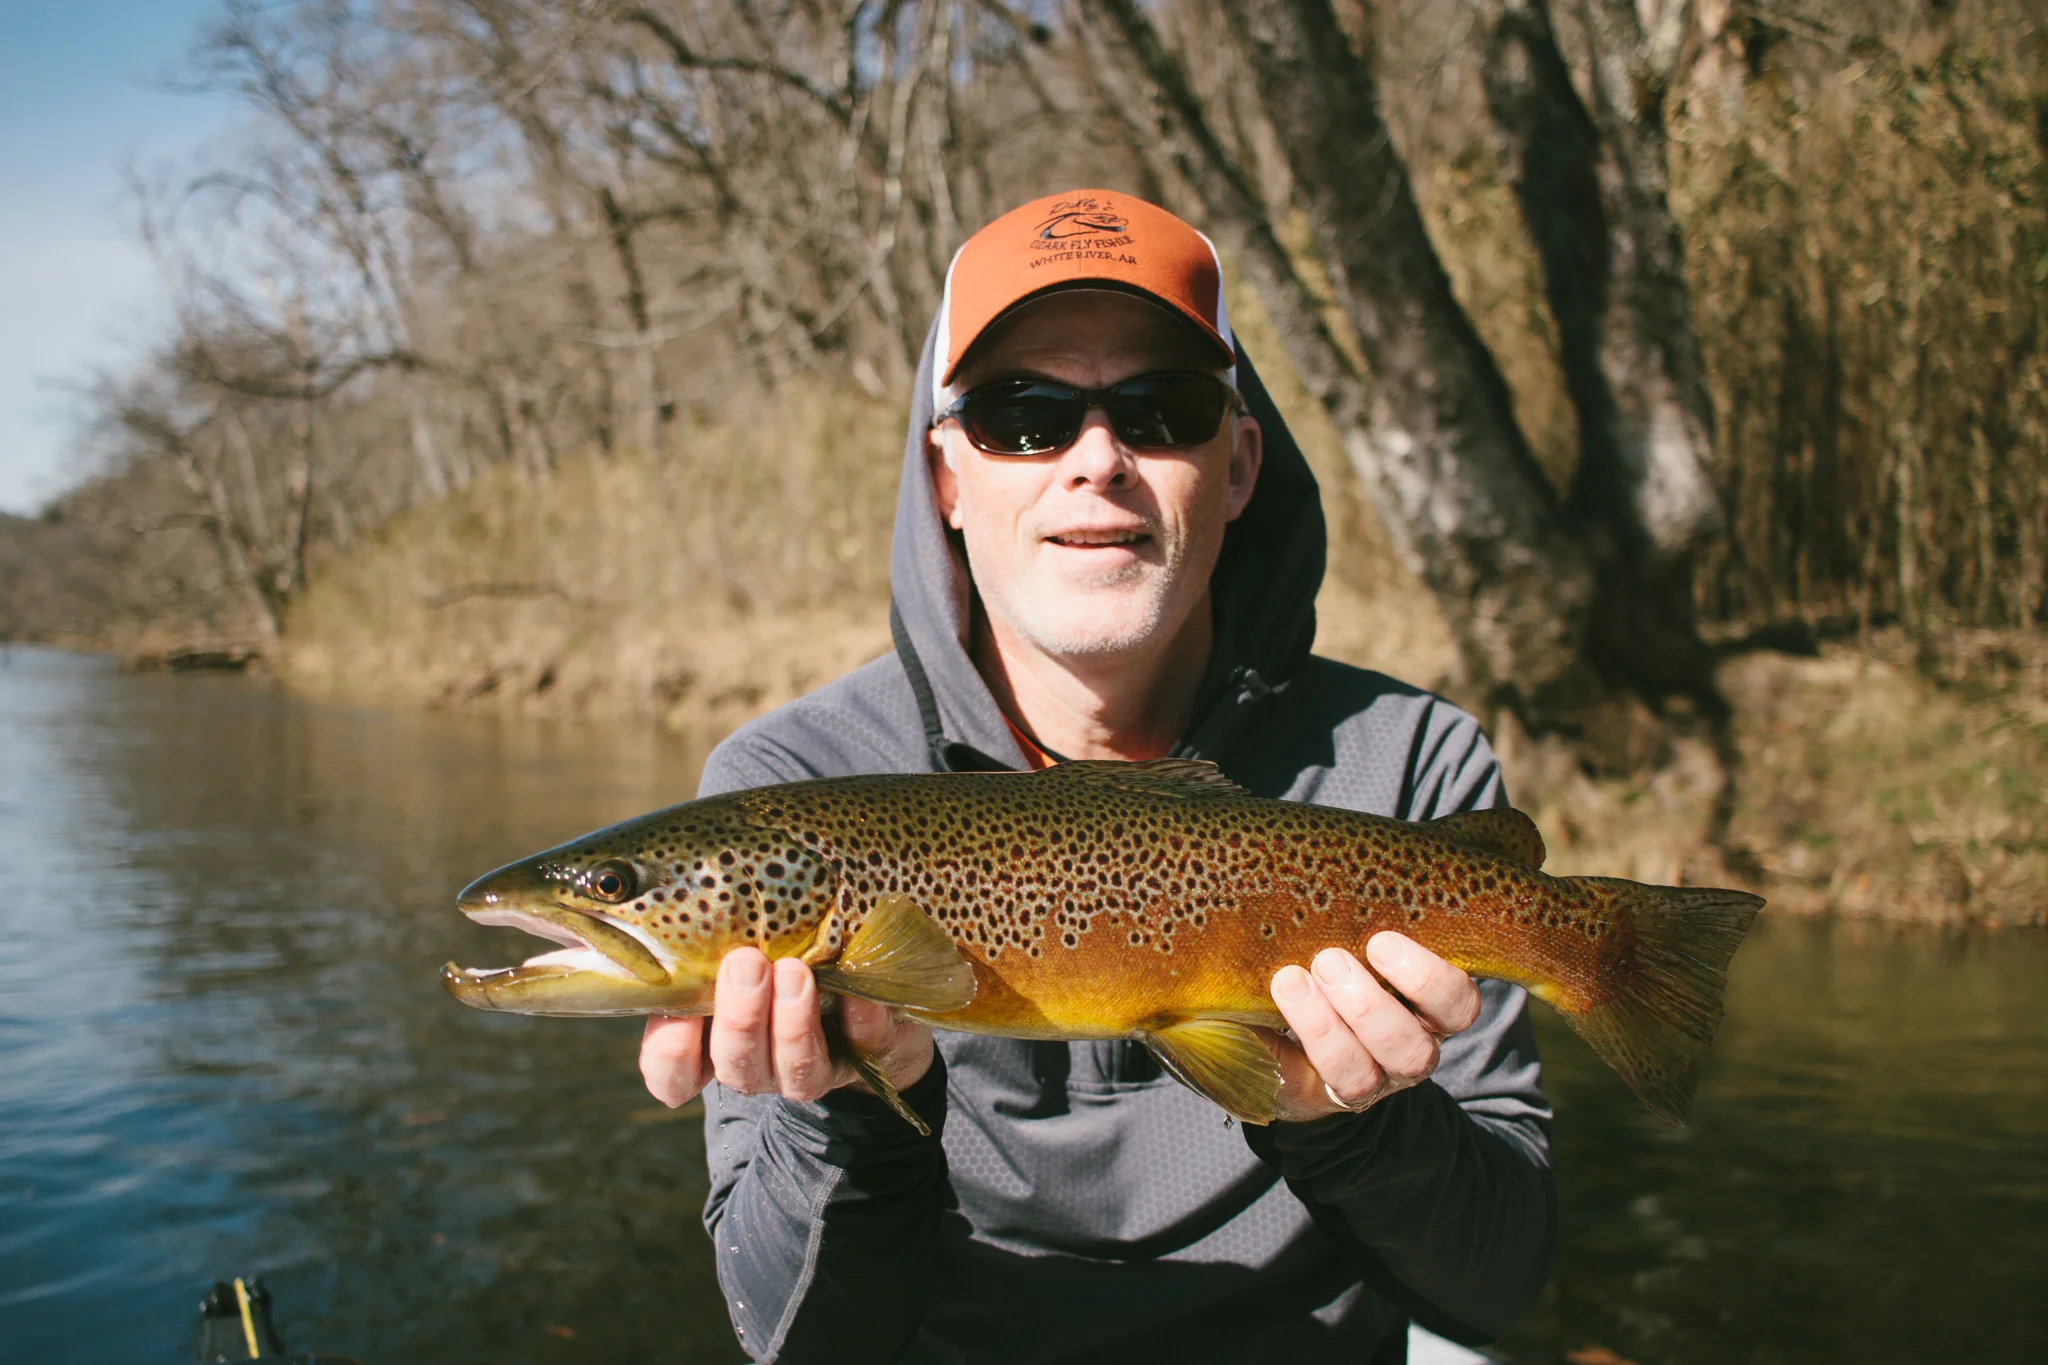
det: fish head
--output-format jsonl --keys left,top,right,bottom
{"left": 441, "top": 796, "right": 839, "bottom": 1017}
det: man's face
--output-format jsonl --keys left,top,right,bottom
{"left": 928, "top": 290, "right": 1262, "bottom": 661}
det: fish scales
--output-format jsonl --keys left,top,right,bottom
{"left": 445, "top": 759, "right": 1763, "bottom": 1127}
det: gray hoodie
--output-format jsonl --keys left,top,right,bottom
{"left": 697, "top": 321, "right": 1555, "bottom": 1364}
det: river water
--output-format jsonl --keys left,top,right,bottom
{"left": 0, "top": 648, "right": 2040, "bottom": 1364}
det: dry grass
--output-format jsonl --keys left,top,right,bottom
{"left": 282, "top": 385, "right": 906, "bottom": 740}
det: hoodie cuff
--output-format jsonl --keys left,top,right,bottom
{"left": 1265, "top": 1082, "right": 1442, "bottom": 1197}
{"left": 772, "top": 1049, "right": 951, "bottom": 1146}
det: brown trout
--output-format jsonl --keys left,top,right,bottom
{"left": 443, "top": 759, "right": 1762, "bottom": 1129}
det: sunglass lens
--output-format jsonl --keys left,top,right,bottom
{"left": 1105, "top": 375, "right": 1228, "bottom": 448}
{"left": 962, "top": 385, "right": 1085, "bottom": 455}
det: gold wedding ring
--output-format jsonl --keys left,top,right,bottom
{"left": 1323, "top": 1080, "right": 1378, "bottom": 1114}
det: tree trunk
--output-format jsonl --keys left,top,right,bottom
{"left": 599, "top": 184, "right": 675, "bottom": 455}
{"left": 179, "top": 443, "right": 282, "bottom": 642}
{"left": 1206, "top": 0, "right": 1596, "bottom": 708}
{"left": 409, "top": 389, "right": 451, "bottom": 498}
{"left": 1480, "top": 0, "right": 1725, "bottom": 706}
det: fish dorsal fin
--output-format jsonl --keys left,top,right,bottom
{"left": 1043, "top": 758, "right": 1250, "bottom": 800}
{"left": 1421, "top": 808, "right": 1548, "bottom": 870}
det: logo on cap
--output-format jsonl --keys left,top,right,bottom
{"left": 1034, "top": 199, "right": 1131, "bottom": 241}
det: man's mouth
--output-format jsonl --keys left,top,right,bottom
{"left": 1046, "top": 528, "right": 1148, "bottom": 548}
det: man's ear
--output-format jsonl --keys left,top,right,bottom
{"left": 1223, "top": 413, "right": 1263, "bottom": 522}
{"left": 927, "top": 429, "right": 965, "bottom": 529}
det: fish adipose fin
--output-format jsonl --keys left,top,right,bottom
{"left": 1561, "top": 879, "right": 1765, "bottom": 1125}
{"left": 1043, "top": 758, "right": 1250, "bottom": 800}
{"left": 1422, "top": 809, "right": 1548, "bottom": 870}
{"left": 1143, "top": 1018, "right": 1281, "bottom": 1125}
{"left": 812, "top": 893, "right": 977, "bottom": 1013}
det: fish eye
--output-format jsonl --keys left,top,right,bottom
{"left": 585, "top": 859, "right": 640, "bottom": 903}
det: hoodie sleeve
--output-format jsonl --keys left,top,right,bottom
{"left": 694, "top": 736, "right": 953, "bottom": 1363}
{"left": 1267, "top": 699, "right": 1557, "bottom": 1342}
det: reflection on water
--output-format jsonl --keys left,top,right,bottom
{"left": 1503, "top": 916, "right": 2048, "bottom": 1364}
{"left": 0, "top": 649, "right": 731, "bottom": 1363}
{"left": 0, "top": 647, "right": 2041, "bottom": 1363}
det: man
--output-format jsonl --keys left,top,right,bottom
{"left": 639, "top": 190, "right": 1554, "bottom": 1362}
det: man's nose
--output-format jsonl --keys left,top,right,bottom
{"left": 1059, "top": 409, "right": 1133, "bottom": 489}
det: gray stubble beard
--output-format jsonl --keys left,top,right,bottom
{"left": 965, "top": 525, "right": 1197, "bottom": 661}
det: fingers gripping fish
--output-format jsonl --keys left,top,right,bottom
{"left": 443, "top": 759, "right": 1762, "bottom": 1131}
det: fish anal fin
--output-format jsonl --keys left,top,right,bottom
{"left": 1045, "top": 758, "right": 1249, "bottom": 800}
{"left": 1423, "top": 808, "right": 1548, "bottom": 870}
{"left": 1143, "top": 1017, "right": 1280, "bottom": 1125}
{"left": 812, "top": 893, "right": 976, "bottom": 1013}
{"left": 820, "top": 1005, "right": 933, "bottom": 1137}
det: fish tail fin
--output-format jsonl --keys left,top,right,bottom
{"left": 1558, "top": 879, "right": 1764, "bottom": 1126}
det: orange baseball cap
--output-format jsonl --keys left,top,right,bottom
{"left": 933, "top": 189, "right": 1237, "bottom": 408}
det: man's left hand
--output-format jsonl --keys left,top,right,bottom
{"left": 1266, "top": 931, "right": 1482, "bottom": 1122}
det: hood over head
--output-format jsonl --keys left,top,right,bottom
{"left": 888, "top": 304, "right": 1327, "bottom": 772}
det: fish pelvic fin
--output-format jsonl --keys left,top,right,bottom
{"left": 811, "top": 892, "right": 976, "bottom": 1014}
{"left": 820, "top": 1005, "right": 933, "bottom": 1138}
{"left": 1143, "top": 1018, "right": 1281, "bottom": 1125}
{"left": 1421, "top": 808, "right": 1548, "bottom": 870}
{"left": 1561, "top": 878, "right": 1765, "bottom": 1125}
{"left": 1043, "top": 758, "right": 1250, "bottom": 799}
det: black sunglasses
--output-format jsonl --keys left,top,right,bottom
{"left": 933, "top": 371, "right": 1240, "bottom": 456}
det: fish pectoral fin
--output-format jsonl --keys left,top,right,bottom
{"left": 1422, "top": 808, "right": 1548, "bottom": 870}
{"left": 812, "top": 892, "right": 976, "bottom": 1013}
{"left": 1143, "top": 1018, "right": 1281, "bottom": 1126}
{"left": 821, "top": 1005, "right": 932, "bottom": 1138}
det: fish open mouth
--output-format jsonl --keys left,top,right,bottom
{"left": 455, "top": 904, "right": 668, "bottom": 982}
{"left": 442, "top": 884, "right": 700, "bottom": 1016}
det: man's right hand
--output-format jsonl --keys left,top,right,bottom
{"left": 639, "top": 947, "right": 937, "bottom": 1109}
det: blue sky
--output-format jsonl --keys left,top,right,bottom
{"left": 0, "top": 0, "right": 237, "bottom": 514}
